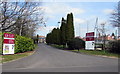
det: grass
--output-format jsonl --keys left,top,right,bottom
{"left": 50, "top": 44, "right": 119, "bottom": 58}
{"left": 71, "top": 50, "right": 120, "bottom": 58}
{"left": 51, "top": 44, "right": 65, "bottom": 49}
{"left": 1, "top": 43, "right": 38, "bottom": 63}
{"left": 1, "top": 51, "right": 35, "bottom": 63}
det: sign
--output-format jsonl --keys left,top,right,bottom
{"left": 3, "top": 33, "right": 15, "bottom": 55}
{"left": 4, "top": 33, "right": 15, "bottom": 38}
{"left": 85, "top": 41, "right": 95, "bottom": 50}
{"left": 86, "top": 32, "right": 94, "bottom": 41}
{"left": 85, "top": 32, "right": 95, "bottom": 50}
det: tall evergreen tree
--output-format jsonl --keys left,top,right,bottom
{"left": 51, "top": 28, "right": 56, "bottom": 44}
{"left": 60, "top": 17, "right": 67, "bottom": 45}
{"left": 66, "top": 13, "right": 75, "bottom": 42}
{"left": 37, "top": 34, "right": 39, "bottom": 43}
{"left": 46, "top": 33, "right": 52, "bottom": 44}
{"left": 50, "top": 28, "right": 61, "bottom": 44}
{"left": 56, "top": 28, "right": 61, "bottom": 45}
{"left": 46, "top": 13, "right": 75, "bottom": 46}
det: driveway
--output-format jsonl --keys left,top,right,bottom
{"left": 2, "top": 43, "right": 118, "bottom": 72}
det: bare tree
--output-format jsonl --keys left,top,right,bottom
{"left": 0, "top": 2, "right": 45, "bottom": 37}
{"left": 110, "top": 1, "right": 120, "bottom": 38}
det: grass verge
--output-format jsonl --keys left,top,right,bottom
{"left": 50, "top": 44, "right": 67, "bottom": 49}
{"left": 0, "top": 31, "right": 2, "bottom": 55}
{"left": 1, "top": 51, "right": 35, "bottom": 63}
{"left": 0, "top": 43, "right": 38, "bottom": 63}
{"left": 71, "top": 50, "right": 120, "bottom": 58}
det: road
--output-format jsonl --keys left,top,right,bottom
{"left": 2, "top": 43, "right": 118, "bottom": 72}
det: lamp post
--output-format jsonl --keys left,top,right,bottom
{"left": 60, "top": 20, "right": 68, "bottom": 48}
{"left": 57, "top": 22, "right": 60, "bottom": 28}
{"left": 100, "top": 22, "right": 106, "bottom": 52}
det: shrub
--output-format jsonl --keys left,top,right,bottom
{"left": 15, "top": 35, "right": 35, "bottom": 53}
{"left": 108, "top": 40, "right": 120, "bottom": 53}
{"left": 67, "top": 38, "right": 85, "bottom": 50}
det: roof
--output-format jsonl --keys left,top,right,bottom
{"left": 39, "top": 36, "right": 45, "bottom": 38}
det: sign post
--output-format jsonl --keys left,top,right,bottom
{"left": 3, "top": 33, "right": 15, "bottom": 55}
{"left": 85, "top": 32, "right": 95, "bottom": 50}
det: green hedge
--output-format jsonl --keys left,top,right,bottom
{"left": 67, "top": 38, "right": 85, "bottom": 50}
{"left": 15, "top": 35, "right": 35, "bottom": 53}
{"left": 108, "top": 40, "right": 120, "bottom": 54}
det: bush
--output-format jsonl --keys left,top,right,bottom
{"left": 15, "top": 35, "right": 35, "bottom": 53}
{"left": 67, "top": 38, "right": 85, "bottom": 50}
{"left": 108, "top": 40, "right": 120, "bottom": 53}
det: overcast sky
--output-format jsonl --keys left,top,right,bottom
{"left": 35, "top": 2, "right": 118, "bottom": 37}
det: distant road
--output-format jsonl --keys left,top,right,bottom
{"left": 2, "top": 43, "right": 118, "bottom": 72}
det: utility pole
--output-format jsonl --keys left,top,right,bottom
{"left": 101, "top": 23, "right": 106, "bottom": 51}
{"left": 115, "top": 30, "right": 117, "bottom": 40}
{"left": 79, "top": 24, "right": 81, "bottom": 37}
{"left": 58, "top": 22, "right": 60, "bottom": 28}
{"left": 87, "top": 21, "right": 89, "bottom": 33}
{"left": 94, "top": 17, "right": 98, "bottom": 50}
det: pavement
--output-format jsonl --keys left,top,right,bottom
{"left": 2, "top": 43, "right": 118, "bottom": 72}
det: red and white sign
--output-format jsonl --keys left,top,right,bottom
{"left": 4, "top": 33, "right": 15, "bottom": 38}
{"left": 3, "top": 33, "right": 15, "bottom": 55}
{"left": 86, "top": 37, "right": 94, "bottom": 41}
{"left": 3, "top": 39, "right": 15, "bottom": 44}
{"left": 86, "top": 32, "right": 94, "bottom": 41}
{"left": 86, "top": 32, "right": 94, "bottom": 37}
{"left": 85, "top": 32, "right": 95, "bottom": 50}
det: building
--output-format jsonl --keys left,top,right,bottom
{"left": 39, "top": 36, "right": 46, "bottom": 43}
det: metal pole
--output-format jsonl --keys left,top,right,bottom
{"left": 94, "top": 17, "right": 98, "bottom": 50}
{"left": 79, "top": 24, "right": 81, "bottom": 36}
{"left": 87, "top": 21, "right": 89, "bottom": 33}
{"left": 115, "top": 30, "right": 117, "bottom": 40}
{"left": 58, "top": 22, "right": 60, "bottom": 28}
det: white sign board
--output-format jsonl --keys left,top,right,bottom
{"left": 3, "top": 44, "right": 15, "bottom": 55}
{"left": 3, "top": 33, "right": 15, "bottom": 55}
{"left": 85, "top": 41, "right": 95, "bottom": 50}
{"left": 85, "top": 32, "right": 95, "bottom": 50}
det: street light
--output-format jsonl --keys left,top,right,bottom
{"left": 59, "top": 20, "right": 68, "bottom": 48}
{"left": 100, "top": 22, "right": 106, "bottom": 52}
{"left": 57, "top": 22, "right": 60, "bottom": 28}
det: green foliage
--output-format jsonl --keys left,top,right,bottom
{"left": 67, "top": 38, "right": 85, "bottom": 50}
{"left": 108, "top": 40, "right": 120, "bottom": 53}
{"left": 46, "top": 28, "right": 61, "bottom": 45}
{"left": 46, "top": 33, "right": 52, "bottom": 44}
{"left": 46, "top": 13, "right": 75, "bottom": 46}
{"left": 15, "top": 35, "right": 35, "bottom": 53}
{"left": 72, "top": 50, "right": 119, "bottom": 58}
{"left": 60, "top": 18, "right": 67, "bottom": 45}
{"left": 66, "top": 13, "right": 75, "bottom": 42}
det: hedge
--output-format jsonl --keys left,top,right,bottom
{"left": 108, "top": 40, "right": 120, "bottom": 54}
{"left": 15, "top": 35, "right": 35, "bottom": 53}
{"left": 67, "top": 38, "right": 85, "bottom": 50}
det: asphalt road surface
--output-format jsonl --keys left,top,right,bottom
{"left": 2, "top": 43, "right": 118, "bottom": 72}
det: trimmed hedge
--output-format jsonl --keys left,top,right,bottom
{"left": 108, "top": 40, "right": 120, "bottom": 53}
{"left": 67, "top": 38, "right": 85, "bottom": 50}
{"left": 15, "top": 35, "right": 35, "bottom": 53}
